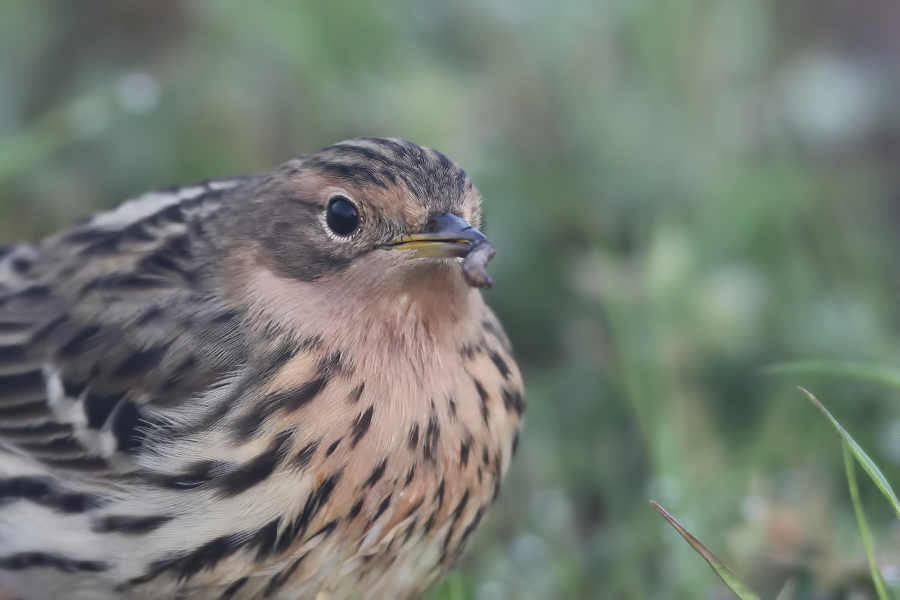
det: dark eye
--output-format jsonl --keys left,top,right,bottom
{"left": 325, "top": 196, "right": 360, "bottom": 236}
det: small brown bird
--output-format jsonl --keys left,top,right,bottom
{"left": 0, "top": 138, "right": 523, "bottom": 599}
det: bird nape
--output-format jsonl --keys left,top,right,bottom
{"left": 0, "top": 138, "right": 523, "bottom": 600}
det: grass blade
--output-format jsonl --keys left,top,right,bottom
{"left": 650, "top": 501, "right": 761, "bottom": 600}
{"left": 774, "top": 577, "right": 797, "bottom": 600}
{"left": 799, "top": 387, "right": 900, "bottom": 519}
{"left": 843, "top": 441, "right": 891, "bottom": 600}
{"left": 763, "top": 361, "right": 900, "bottom": 389}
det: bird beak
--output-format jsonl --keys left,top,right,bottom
{"left": 385, "top": 213, "right": 487, "bottom": 258}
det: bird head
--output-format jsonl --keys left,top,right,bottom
{"left": 219, "top": 138, "right": 494, "bottom": 341}
{"left": 226, "top": 137, "right": 490, "bottom": 285}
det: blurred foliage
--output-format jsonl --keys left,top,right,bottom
{"left": 4, "top": 0, "right": 900, "bottom": 598}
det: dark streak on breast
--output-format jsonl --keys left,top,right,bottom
{"left": 293, "top": 441, "right": 319, "bottom": 470}
{"left": 236, "top": 375, "right": 330, "bottom": 439}
{"left": 403, "top": 518, "right": 418, "bottom": 544}
{"left": 364, "top": 459, "right": 388, "bottom": 488}
{"left": 459, "top": 433, "right": 472, "bottom": 467}
{"left": 312, "top": 519, "right": 339, "bottom": 539}
{"left": 348, "top": 497, "right": 364, "bottom": 520}
{"left": 218, "top": 430, "right": 294, "bottom": 496}
{"left": 261, "top": 552, "right": 308, "bottom": 598}
{"left": 348, "top": 383, "right": 365, "bottom": 404}
{"left": 349, "top": 406, "right": 374, "bottom": 448}
{"left": 501, "top": 386, "right": 525, "bottom": 416}
{"left": 219, "top": 576, "right": 248, "bottom": 599}
{"left": 441, "top": 489, "right": 471, "bottom": 552}
{"left": 403, "top": 497, "right": 424, "bottom": 520}
{"left": 407, "top": 424, "right": 419, "bottom": 450}
{"left": 367, "top": 495, "right": 392, "bottom": 527}
{"left": 435, "top": 479, "right": 445, "bottom": 510}
{"left": 487, "top": 350, "right": 511, "bottom": 379}
{"left": 325, "top": 439, "right": 341, "bottom": 456}
{"left": 423, "top": 413, "right": 440, "bottom": 463}
{"left": 473, "top": 378, "right": 489, "bottom": 425}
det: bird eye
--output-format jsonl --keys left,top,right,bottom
{"left": 325, "top": 196, "right": 360, "bottom": 236}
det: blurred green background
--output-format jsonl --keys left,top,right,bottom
{"left": 3, "top": 1, "right": 900, "bottom": 598}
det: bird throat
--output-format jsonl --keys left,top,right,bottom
{"left": 231, "top": 249, "right": 485, "bottom": 384}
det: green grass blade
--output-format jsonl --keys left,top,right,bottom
{"left": 844, "top": 441, "right": 891, "bottom": 600}
{"left": 763, "top": 361, "right": 900, "bottom": 389}
{"left": 799, "top": 387, "right": 900, "bottom": 519}
{"left": 774, "top": 577, "right": 797, "bottom": 600}
{"left": 650, "top": 501, "right": 761, "bottom": 600}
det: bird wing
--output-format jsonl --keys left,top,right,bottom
{"left": 0, "top": 178, "right": 252, "bottom": 474}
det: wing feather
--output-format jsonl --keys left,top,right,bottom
{"left": 0, "top": 178, "right": 253, "bottom": 474}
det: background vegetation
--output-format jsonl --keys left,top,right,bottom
{"left": 2, "top": 1, "right": 900, "bottom": 598}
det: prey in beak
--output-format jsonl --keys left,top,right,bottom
{"left": 385, "top": 213, "right": 496, "bottom": 288}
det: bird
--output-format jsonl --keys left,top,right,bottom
{"left": 0, "top": 137, "right": 524, "bottom": 599}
